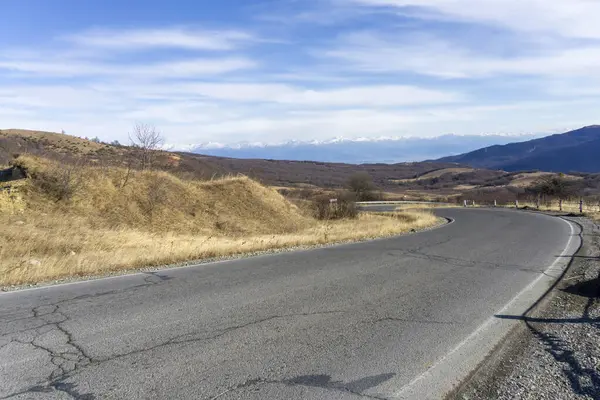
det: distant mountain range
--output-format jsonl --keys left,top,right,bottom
{"left": 192, "top": 134, "right": 539, "bottom": 164}
{"left": 437, "top": 125, "right": 600, "bottom": 173}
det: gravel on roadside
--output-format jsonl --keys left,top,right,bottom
{"left": 452, "top": 216, "right": 600, "bottom": 400}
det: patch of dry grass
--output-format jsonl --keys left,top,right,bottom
{"left": 393, "top": 203, "right": 459, "bottom": 211}
{"left": 11, "top": 155, "right": 311, "bottom": 235}
{"left": 505, "top": 200, "right": 600, "bottom": 214}
{"left": 0, "top": 156, "right": 442, "bottom": 286}
{"left": 0, "top": 211, "right": 440, "bottom": 286}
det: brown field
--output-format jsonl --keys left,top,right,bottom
{"left": 508, "top": 172, "right": 583, "bottom": 188}
{"left": 0, "top": 156, "right": 441, "bottom": 287}
{"left": 453, "top": 184, "right": 478, "bottom": 191}
{"left": 1, "top": 129, "right": 107, "bottom": 154}
{"left": 418, "top": 167, "right": 475, "bottom": 179}
{"left": 390, "top": 167, "right": 475, "bottom": 183}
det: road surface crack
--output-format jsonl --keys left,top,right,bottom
{"left": 94, "top": 309, "right": 346, "bottom": 363}
{"left": 1, "top": 307, "right": 345, "bottom": 399}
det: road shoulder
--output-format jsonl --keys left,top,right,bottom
{"left": 450, "top": 216, "right": 600, "bottom": 400}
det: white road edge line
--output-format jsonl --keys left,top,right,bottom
{"left": 391, "top": 217, "right": 579, "bottom": 400}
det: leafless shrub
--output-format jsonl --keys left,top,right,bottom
{"left": 30, "top": 162, "right": 85, "bottom": 203}
{"left": 313, "top": 191, "right": 358, "bottom": 220}
{"left": 141, "top": 173, "right": 169, "bottom": 219}
{"left": 129, "top": 123, "right": 165, "bottom": 170}
{"left": 348, "top": 172, "right": 380, "bottom": 201}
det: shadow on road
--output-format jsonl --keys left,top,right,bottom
{"left": 555, "top": 255, "right": 600, "bottom": 260}
{"left": 285, "top": 372, "right": 395, "bottom": 395}
{"left": 495, "top": 275, "right": 600, "bottom": 398}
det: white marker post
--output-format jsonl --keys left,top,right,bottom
{"left": 464, "top": 200, "right": 467, "bottom": 208}
{"left": 515, "top": 200, "right": 519, "bottom": 208}
{"left": 494, "top": 200, "right": 497, "bottom": 207}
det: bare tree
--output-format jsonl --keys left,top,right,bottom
{"left": 129, "top": 123, "right": 164, "bottom": 170}
{"left": 347, "top": 172, "right": 376, "bottom": 201}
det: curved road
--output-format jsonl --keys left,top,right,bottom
{"left": 0, "top": 209, "right": 579, "bottom": 399}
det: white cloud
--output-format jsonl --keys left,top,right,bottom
{"left": 3, "top": 7, "right": 600, "bottom": 149}
{"left": 0, "top": 57, "right": 257, "bottom": 78}
{"left": 115, "top": 82, "right": 463, "bottom": 106}
{"left": 3, "top": 78, "right": 597, "bottom": 147}
{"left": 64, "top": 28, "right": 255, "bottom": 51}
{"left": 351, "top": 0, "right": 600, "bottom": 39}
{"left": 322, "top": 31, "right": 600, "bottom": 79}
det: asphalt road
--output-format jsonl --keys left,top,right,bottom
{"left": 0, "top": 209, "right": 577, "bottom": 399}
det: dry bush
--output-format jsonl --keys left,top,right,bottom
{"left": 313, "top": 192, "right": 358, "bottom": 220}
{"left": 348, "top": 172, "right": 378, "bottom": 201}
{"left": 28, "top": 162, "right": 84, "bottom": 203}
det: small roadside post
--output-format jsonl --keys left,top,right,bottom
{"left": 494, "top": 199, "right": 497, "bottom": 207}
{"left": 329, "top": 198, "right": 338, "bottom": 216}
{"left": 580, "top": 198, "right": 583, "bottom": 214}
{"left": 463, "top": 200, "right": 467, "bottom": 207}
{"left": 515, "top": 199, "right": 519, "bottom": 208}
{"left": 559, "top": 199, "right": 563, "bottom": 211}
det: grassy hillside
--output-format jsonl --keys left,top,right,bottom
{"left": 0, "top": 128, "right": 229, "bottom": 179}
{"left": 0, "top": 155, "right": 441, "bottom": 286}
{"left": 0, "top": 129, "right": 464, "bottom": 191}
{"left": 10, "top": 155, "right": 309, "bottom": 235}
{"left": 4, "top": 129, "right": 600, "bottom": 205}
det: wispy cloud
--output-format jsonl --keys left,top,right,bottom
{"left": 351, "top": 0, "right": 600, "bottom": 39}
{"left": 0, "top": 57, "right": 257, "bottom": 77}
{"left": 64, "top": 27, "right": 256, "bottom": 51}
{"left": 109, "top": 82, "right": 464, "bottom": 106}
{"left": 321, "top": 31, "right": 600, "bottom": 79}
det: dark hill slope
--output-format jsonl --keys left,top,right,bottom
{"left": 438, "top": 126, "right": 600, "bottom": 172}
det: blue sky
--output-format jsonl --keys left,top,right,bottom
{"left": 2, "top": 0, "right": 600, "bottom": 148}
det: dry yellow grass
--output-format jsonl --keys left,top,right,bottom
{"left": 11, "top": 155, "right": 310, "bottom": 235}
{"left": 0, "top": 211, "right": 439, "bottom": 286}
{"left": 394, "top": 203, "right": 459, "bottom": 211}
{"left": 512, "top": 200, "right": 600, "bottom": 214}
{"left": 0, "top": 156, "right": 441, "bottom": 286}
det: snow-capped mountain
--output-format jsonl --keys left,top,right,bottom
{"left": 189, "top": 134, "right": 540, "bottom": 164}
